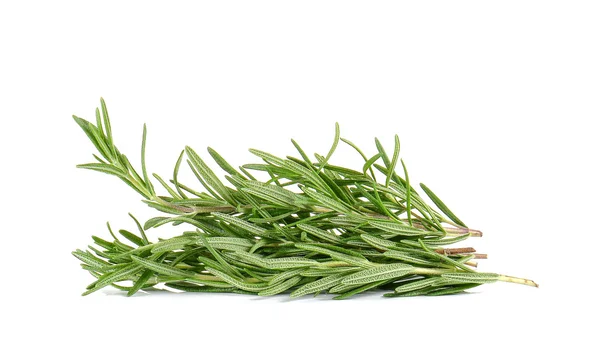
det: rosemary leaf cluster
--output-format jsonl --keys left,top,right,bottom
{"left": 72, "top": 99, "right": 537, "bottom": 299}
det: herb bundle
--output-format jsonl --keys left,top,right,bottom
{"left": 72, "top": 99, "right": 537, "bottom": 299}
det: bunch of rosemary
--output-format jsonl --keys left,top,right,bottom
{"left": 72, "top": 99, "right": 537, "bottom": 299}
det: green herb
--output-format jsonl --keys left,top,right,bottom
{"left": 72, "top": 99, "right": 538, "bottom": 298}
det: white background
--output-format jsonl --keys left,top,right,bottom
{"left": 1, "top": 1, "right": 598, "bottom": 345}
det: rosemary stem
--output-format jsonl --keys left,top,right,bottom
{"left": 498, "top": 275, "right": 539, "bottom": 288}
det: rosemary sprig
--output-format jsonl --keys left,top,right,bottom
{"left": 72, "top": 99, "right": 537, "bottom": 299}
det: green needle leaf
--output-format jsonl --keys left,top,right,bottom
{"left": 131, "top": 255, "right": 196, "bottom": 278}
{"left": 264, "top": 257, "right": 319, "bottom": 270}
{"left": 207, "top": 147, "right": 241, "bottom": 176}
{"left": 341, "top": 263, "right": 414, "bottom": 285}
{"left": 165, "top": 284, "right": 246, "bottom": 294}
{"left": 73, "top": 115, "right": 112, "bottom": 161}
{"left": 359, "top": 234, "right": 397, "bottom": 251}
{"left": 119, "top": 230, "right": 145, "bottom": 247}
{"left": 76, "top": 163, "right": 127, "bottom": 178}
{"left": 72, "top": 250, "right": 110, "bottom": 270}
{"left": 423, "top": 233, "right": 470, "bottom": 246}
{"left": 363, "top": 153, "right": 382, "bottom": 177}
{"left": 383, "top": 250, "right": 434, "bottom": 266}
{"left": 420, "top": 183, "right": 467, "bottom": 228}
{"left": 259, "top": 276, "right": 302, "bottom": 296}
{"left": 368, "top": 220, "right": 431, "bottom": 236}
{"left": 128, "top": 213, "right": 149, "bottom": 245}
{"left": 151, "top": 237, "right": 195, "bottom": 253}
{"left": 127, "top": 269, "right": 155, "bottom": 296}
{"left": 427, "top": 283, "right": 481, "bottom": 296}
{"left": 441, "top": 272, "right": 499, "bottom": 284}
{"left": 290, "top": 274, "right": 346, "bottom": 298}
{"left": 301, "top": 187, "right": 352, "bottom": 214}
{"left": 212, "top": 212, "right": 269, "bottom": 237}
{"left": 333, "top": 280, "right": 387, "bottom": 300}
{"left": 268, "top": 268, "right": 306, "bottom": 285}
{"left": 186, "top": 146, "right": 235, "bottom": 205}
{"left": 93, "top": 263, "right": 144, "bottom": 290}
{"left": 297, "top": 224, "right": 340, "bottom": 244}
{"left": 394, "top": 277, "right": 442, "bottom": 293}
{"left": 100, "top": 97, "right": 115, "bottom": 157}
{"left": 385, "top": 135, "right": 400, "bottom": 188}
{"left": 205, "top": 267, "right": 268, "bottom": 292}
{"left": 173, "top": 150, "right": 188, "bottom": 199}
{"left": 317, "top": 122, "right": 340, "bottom": 172}
{"left": 291, "top": 139, "right": 316, "bottom": 172}
{"left": 400, "top": 159, "right": 412, "bottom": 225}
{"left": 295, "top": 243, "right": 372, "bottom": 268}
{"left": 141, "top": 124, "right": 155, "bottom": 196}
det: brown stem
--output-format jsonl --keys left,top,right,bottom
{"left": 435, "top": 247, "right": 476, "bottom": 255}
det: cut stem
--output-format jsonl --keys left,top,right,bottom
{"left": 498, "top": 275, "right": 539, "bottom": 288}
